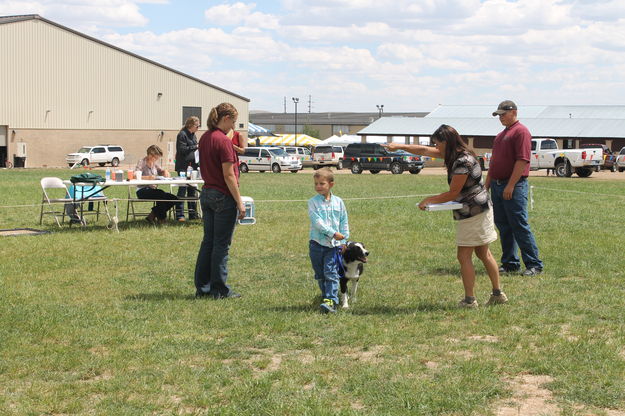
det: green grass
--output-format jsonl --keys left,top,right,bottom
{"left": 1, "top": 168, "right": 625, "bottom": 415}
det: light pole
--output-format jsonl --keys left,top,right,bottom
{"left": 376, "top": 104, "right": 384, "bottom": 119}
{"left": 292, "top": 97, "right": 299, "bottom": 146}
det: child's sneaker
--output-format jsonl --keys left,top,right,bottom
{"left": 485, "top": 291, "right": 509, "bottom": 306}
{"left": 458, "top": 298, "right": 479, "bottom": 308}
{"left": 320, "top": 298, "right": 336, "bottom": 314}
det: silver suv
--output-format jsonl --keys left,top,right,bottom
{"left": 66, "top": 145, "right": 125, "bottom": 167}
{"left": 313, "top": 145, "right": 344, "bottom": 169}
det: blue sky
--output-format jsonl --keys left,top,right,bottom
{"left": 3, "top": 0, "right": 625, "bottom": 113}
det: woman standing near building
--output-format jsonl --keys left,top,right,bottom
{"left": 194, "top": 103, "right": 245, "bottom": 299}
{"left": 174, "top": 116, "right": 200, "bottom": 221}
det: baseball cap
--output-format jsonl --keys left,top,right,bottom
{"left": 492, "top": 100, "right": 517, "bottom": 116}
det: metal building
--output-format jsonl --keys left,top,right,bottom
{"left": 358, "top": 105, "right": 625, "bottom": 154}
{"left": 0, "top": 14, "right": 249, "bottom": 168}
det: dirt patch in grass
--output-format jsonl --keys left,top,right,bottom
{"left": 468, "top": 335, "right": 499, "bottom": 343}
{"left": 494, "top": 374, "right": 558, "bottom": 416}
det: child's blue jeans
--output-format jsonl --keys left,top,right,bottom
{"left": 309, "top": 240, "right": 340, "bottom": 304}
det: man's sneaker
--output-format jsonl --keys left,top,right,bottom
{"left": 498, "top": 265, "right": 520, "bottom": 274}
{"left": 522, "top": 267, "right": 543, "bottom": 277}
{"left": 485, "top": 292, "right": 509, "bottom": 306}
{"left": 320, "top": 298, "right": 336, "bottom": 314}
{"left": 458, "top": 298, "right": 479, "bottom": 308}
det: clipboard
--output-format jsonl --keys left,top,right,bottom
{"left": 422, "top": 202, "right": 464, "bottom": 211}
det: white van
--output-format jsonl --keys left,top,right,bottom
{"left": 239, "top": 147, "right": 302, "bottom": 173}
{"left": 281, "top": 146, "right": 314, "bottom": 168}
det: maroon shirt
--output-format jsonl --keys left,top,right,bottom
{"left": 199, "top": 128, "right": 239, "bottom": 196}
{"left": 489, "top": 121, "right": 531, "bottom": 180}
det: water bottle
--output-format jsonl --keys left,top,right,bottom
{"left": 105, "top": 167, "right": 111, "bottom": 181}
{"left": 187, "top": 165, "right": 193, "bottom": 181}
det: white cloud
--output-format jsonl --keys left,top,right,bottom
{"left": 204, "top": 2, "right": 279, "bottom": 30}
{"left": 8, "top": 0, "right": 625, "bottom": 111}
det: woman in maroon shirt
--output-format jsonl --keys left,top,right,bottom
{"left": 194, "top": 103, "right": 245, "bottom": 299}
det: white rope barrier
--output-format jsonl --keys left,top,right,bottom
{"left": 0, "top": 193, "right": 438, "bottom": 210}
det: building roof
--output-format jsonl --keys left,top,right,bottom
{"left": 358, "top": 116, "right": 625, "bottom": 139}
{"left": 0, "top": 14, "right": 249, "bottom": 102}
{"left": 427, "top": 104, "right": 625, "bottom": 119}
{"left": 358, "top": 104, "right": 625, "bottom": 139}
{"left": 250, "top": 112, "right": 428, "bottom": 126}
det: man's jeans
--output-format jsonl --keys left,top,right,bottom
{"left": 175, "top": 185, "right": 198, "bottom": 219}
{"left": 309, "top": 240, "right": 340, "bottom": 304}
{"left": 490, "top": 178, "right": 543, "bottom": 270}
{"left": 194, "top": 188, "right": 237, "bottom": 297}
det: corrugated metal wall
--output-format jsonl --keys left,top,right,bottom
{"left": 0, "top": 19, "right": 249, "bottom": 130}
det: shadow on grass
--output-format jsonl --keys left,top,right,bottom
{"left": 430, "top": 267, "right": 461, "bottom": 276}
{"left": 124, "top": 292, "right": 195, "bottom": 301}
{"left": 269, "top": 301, "right": 453, "bottom": 315}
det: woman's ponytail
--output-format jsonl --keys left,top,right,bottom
{"left": 207, "top": 103, "right": 238, "bottom": 130}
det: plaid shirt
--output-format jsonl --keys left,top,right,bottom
{"left": 308, "top": 193, "right": 349, "bottom": 248}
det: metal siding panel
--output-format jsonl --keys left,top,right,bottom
{"left": 1, "top": 19, "right": 248, "bottom": 130}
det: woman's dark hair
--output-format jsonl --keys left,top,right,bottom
{"left": 431, "top": 124, "right": 475, "bottom": 171}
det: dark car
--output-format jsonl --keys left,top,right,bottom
{"left": 341, "top": 143, "right": 425, "bottom": 174}
{"left": 579, "top": 143, "right": 616, "bottom": 172}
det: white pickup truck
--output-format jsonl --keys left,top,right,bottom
{"left": 480, "top": 139, "right": 603, "bottom": 178}
{"left": 530, "top": 138, "right": 603, "bottom": 177}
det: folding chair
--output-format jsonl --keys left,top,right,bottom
{"left": 39, "top": 177, "right": 69, "bottom": 227}
{"left": 126, "top": 186, "right": 159, "bottom": 222}
{"left": 169, "top": 183, "right": 202, "bottom": 219}
{"left": 67, "top": 184, "right": 111, "bottom": 226}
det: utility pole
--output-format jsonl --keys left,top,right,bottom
{"left": 292, "top": 97, "right": 299, "bottom": 146}
{"left": 284, "top": 96, "right": 287, "bottom": 114}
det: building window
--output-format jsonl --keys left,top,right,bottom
{"left": 473, "top": 137, "right": 494, "bottom": 149}
{"left": 182, "top": 107, "right": 202, "bottom": 127}
{"left": 562, "top": 139, "right": 575, "bottom": 149}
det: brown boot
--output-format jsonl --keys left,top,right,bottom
{"left": 146, "top": 212, "right": 157, "bottom": 224}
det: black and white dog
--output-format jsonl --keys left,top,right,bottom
{"left": 339, "top": 242, "right": 369, "bottom": 309}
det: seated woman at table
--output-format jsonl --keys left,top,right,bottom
{"left": 135, "top": 144, "right": 178, "bottom": 224}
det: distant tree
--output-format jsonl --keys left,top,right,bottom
{"left": 303, "top": 125, "right": 320, "bottom": 139}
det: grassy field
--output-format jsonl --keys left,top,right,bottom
{"left": 1, "top": 168, "right": 624, "bottom": 415}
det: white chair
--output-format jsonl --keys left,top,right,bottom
{"left": 39, "top": 177, "right": 69, "bottom": 227}
{"left": 39, "top": 177, "right": 110, "bottom": 227}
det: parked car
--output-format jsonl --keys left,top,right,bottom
{"left": 616, "top": 147, "right": 625, "bottom": 172}
{"left": 341, "top": 143, "right": 425, "bottom": 174}
{"left": 312, "top": 145, "right": 344, "bottom": 169}
{"left": 66, "top": 145, "right": 125, "bottom": 167}
{"left": 579, "top": 143, "right": 616, "bottom": 172}
{"left": 239, "top": 147, "right": 302, "bottom": 173}
{"left": 530, "top": 138, "right": 603, "bottom": 177}
{"left": 281, "top": 146, "right": 313, "bottom": 168}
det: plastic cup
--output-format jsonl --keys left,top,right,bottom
{"left": 127, "top": 170, "right": 134, "bottom": 180}
{"left": 135, "top": 171, "right": 142, "bottom": 181}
